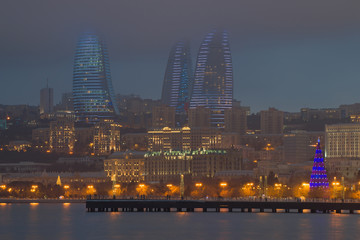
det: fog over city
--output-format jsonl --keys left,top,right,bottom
{"left": 1, "top": 0, "right": 360, "bottom": 111}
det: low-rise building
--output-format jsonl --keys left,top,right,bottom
{"left": 104, "top": 151, "right": 145, "bottom": 183}
{"left": 144, "top": 149, "right": 242, "bottom": 182}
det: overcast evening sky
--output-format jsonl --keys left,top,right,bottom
{"left": 1, "top": 0, "right": 360, "bottom": 112}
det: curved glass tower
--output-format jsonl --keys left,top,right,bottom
{"left": 72, "top": 33, "right": 119, "bottom": 123}
{"left": 161, "top": 41, "right": 193, "bottom": 113}
{"left": 190, "top": 30, "right": 233, "bottom": 128}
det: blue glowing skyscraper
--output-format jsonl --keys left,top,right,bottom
{"left": 190, "top": 30, "right": 233, "bottom": 128}
{"left": 72, "top": 33, "right": 119, "bottom": 123}
{"left": 161, "top": 41, "right": 193, "bottom": 113}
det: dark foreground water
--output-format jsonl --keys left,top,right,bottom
{"left": 0, "top": 203, "right": 359, "bottom": 240}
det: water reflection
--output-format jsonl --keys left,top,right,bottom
{"left": 0, "top": 204, "right": 360, "bottom": 240}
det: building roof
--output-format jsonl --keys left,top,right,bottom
{"left": 108, "top": 150, "right": 146, "bottom": 159}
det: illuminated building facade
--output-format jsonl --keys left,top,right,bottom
{"left": 325, "top": 124, "right": 360, "bottom": 179}
{"left": 49, "top": 118, "right": 75, "bottom": 153}
{"left": 144, "top": 149, "right": 241, "bottom": 182}
{"left": 93, "top": 119, "right": 121, "bottom": 155}
{"left": 104, "top": 151, "right": 145, "bottom": 183}
{"left": 325, "top": 124, "right": 360, "bottom": 159}
{"left": 161, "top": 41, "right": 193, "bottom": 113}
{"left": 190, "top": 30, "right": 233, "bottom": 128}
{"left": 32, "top": 128, "right": 50, "bottom": 151}
{"left": 72, "top": 33, "right": 119, "bottom": 123}
{"left": 147, "top": 127, "right": 222, "bottom": 151}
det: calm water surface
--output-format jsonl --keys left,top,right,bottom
{"left": 0, "top": 203, "right": 359, "bottom": 240}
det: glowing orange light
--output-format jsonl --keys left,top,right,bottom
{"left": 195, "top": 183, "right": 203, "bottom": 187}
{"left": 31, "top": 185, "right": 38, "bottom": 189}
{"left": 220, "top": 182, "right": 227, "bottom": 187}
{"left": 139, "top": 184, "right": 145, "bottom": 188}
{"left": 0, "top": 185, "right": 6, "bottom": 190}
{"left": 6, "top": 116, "right": 10, "bottom": 120}
{"left": 87, "top": 185, "right": 94, "bottom": 189}
{"left": 114, "top": 184, "right": 120, "bottom": 188}
{"left": 30, "top": 203, "right": 39, "bottom": 206}
{"left": 63, "top": 185, "right": 70, "bottom": 189}
{"left": 166, "top": 184, "right": 173, "bottom": 187}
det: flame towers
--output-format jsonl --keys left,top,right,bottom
{"left": 161, "top": 41, "right": 193, "bottom": 113}
{"left": 72, "top": 33, "right": 119, "bottom": 123}
{"left": 190, "top": 30, "right": 233, "bottom": 128}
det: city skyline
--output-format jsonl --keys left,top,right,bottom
{"left": 1, "top": 1, "right": 360, "bottom": 112}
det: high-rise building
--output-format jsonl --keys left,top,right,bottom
{"left": 283, "top": 131, "right": 324, "bottom": 164}
{"left": 260, "top": 108, "right": 284, "bottom": 134}
{"left": 59, "top": 92, "right": 74, "bottom": 111}
{"left": 72, "top": 33, "right": 119, "bottom": 123}
{"left": 40, "top": 86, "right": 54, "bottom": 114}
{"left": 188, "top": 107, "right": 211, "bottom": 129}
{"left": 49, "top": 118, "right": 75, "bottom": 154}
{"left": 161, "top": 41, "right": 193, "bottom": 113}
{"left": 224, "top": 107, "right": 247, "bottom": 135}
{"left": 190, "top": 30, "right": 233, "bottom": 128}
{"left": 147, "top": 127, "right": 222, "bottom": 151}
{"left": 152, "top": 105, "right": 176, "bottom": 128}
{"left": 93, "top": 119, "right": 121, "bottom": 155}
{"left": 325, "top": 124, "right": 360, "bottom": 180}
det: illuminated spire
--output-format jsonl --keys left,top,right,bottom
{"left": 56, "top": 175, "right": 62, "bottom": 186}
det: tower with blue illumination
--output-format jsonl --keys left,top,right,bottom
{"left": 190, "top": 30, "right": 233, "bottom": 128}
{"left": 309, "top": 138, "right": 329, "bottom": 190}
{"left": 72, "top": 33, "right": 119, "bottom": 123}
{"left": 161, "top": 41, "right": 193, "bottom": 113}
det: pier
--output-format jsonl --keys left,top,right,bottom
{"left": 86, "top": 199, "right": 360, "bottom": 214}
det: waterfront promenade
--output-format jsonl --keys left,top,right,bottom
{"left": 86, "top": 198, "right": 360, "bottom": 214}
{"left": 0, "top": 198, "right": 85, "bottom": 203}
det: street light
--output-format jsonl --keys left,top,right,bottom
{"left": 220, "top": 182, "right": 227, "bottom": 188}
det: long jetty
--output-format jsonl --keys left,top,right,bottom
{"left": 86, "top": 199, "right": 360, "bottom": 214}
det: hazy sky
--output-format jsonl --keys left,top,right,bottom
{"left": 1, "top": 0, "right": 360, "bottom": 112}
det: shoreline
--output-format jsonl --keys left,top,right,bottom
{"left": 0, "top": 198, "right": 85, "bottom": 203}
